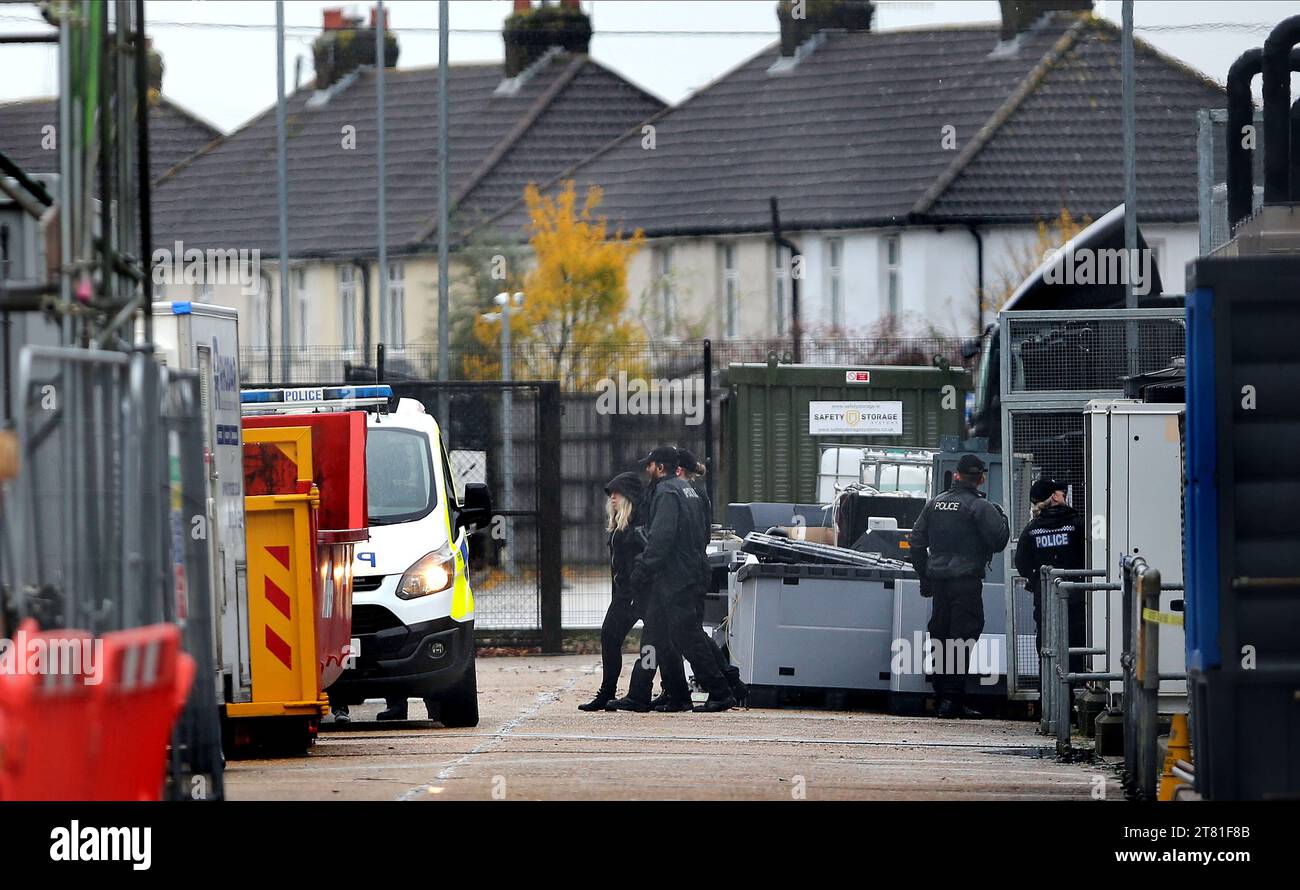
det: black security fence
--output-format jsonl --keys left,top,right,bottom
{"left": 242, "top": 337, "right": 977, "bottom": 641}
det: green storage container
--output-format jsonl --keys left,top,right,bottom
{"left": 722, "top": 359, "right": 972, "bottom": 505}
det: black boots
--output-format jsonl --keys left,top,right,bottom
{"left": 729, "top": 679, "right": 749, "bottom": 707}
{"left": 604, "top": 696, "right": 651, "bottom": 712}
{"left": 376, "top": 699, "right": 409, "bottom": 721}
{"left": 693, "top": 695, "right": 737, "bottom": 713}
{"left": 578, "top": 692, "right": 614, "bottom": 712}
{"left": 653, "top": 695, "right": 694, "bottom": 712}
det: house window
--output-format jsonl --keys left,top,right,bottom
{"left": 338, "top": 264, "right": 356, "bottom": 350}
{"left": 652, "top": 245, "right": 675, "bottom": 336}
{"left": 1144, "top": 239, "right": 1164, "bottom": 293}
{"left": 296, "top": 268, "right": 309, "bottom": 347}
{"left": 772, "top": 244, "right": 792, "bottom": 336}
{"left": 251, "top": 278, "right": 269, "bottom": 349}
{"left": 722, "top": 244, "right": 739, "bottom": 338}
{"left": 827, "top": 237, "right": 844, "bottom": 330}
{"left": 885, "top": 234, "right": 901, "bottom": 320}
{"left": 385, "top": 261, "right": 406, "bottom": 349}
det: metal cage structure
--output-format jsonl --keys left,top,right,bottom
{"left": 999, "top": 307, "right": 1186, "bottom": 699}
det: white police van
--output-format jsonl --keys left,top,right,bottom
{"left": 244, "top": 384, "right": 491, "bottom": 727}
{"left": 342, "top": 389, "right": 490, "bottom": 726}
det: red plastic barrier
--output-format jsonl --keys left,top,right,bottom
{"left": 0, "top": 620, "right": 97, "bottom": 800}
{"left": 89, "top": 623, "right": 195, "bottom": 801}
{"left": 0, "top": 620, "right": 193, "bottom": 801}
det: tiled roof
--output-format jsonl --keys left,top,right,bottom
{"left": 926, "top": 19, "right": 1225, "bottom": 222}
{"left": 0, "top": 95, "right": 222, "bottom": 185}
{"left": 479, "top": 13, "right": 1224, "bottom": 239}
{"left": 150, "top": 55, "right": 664, "bottom": 259}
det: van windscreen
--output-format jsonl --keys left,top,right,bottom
{"left": 367, "top": 427, "right": 437, "bottom": 524}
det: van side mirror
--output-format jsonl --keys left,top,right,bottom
{"left": 458, "top": 482, "right": 492, "bottom": 532}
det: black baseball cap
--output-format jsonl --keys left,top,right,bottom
{"left": 956, "top": 453, "right": 987, "bottom": 475}
{"left": 675, "top": 448, "right": 702, "bottom": 474}
{"left": 641, "top": 445, "right": 679, "bottom": 470}
{"left": 1030, "top": 477, "right": 1068, "bottom": 502}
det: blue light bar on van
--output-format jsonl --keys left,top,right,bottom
{"left": 240, "top": 385, "right": 393, "bottom": 415}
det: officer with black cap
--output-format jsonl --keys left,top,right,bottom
{"left": 1015, "top": 477, "right": 1087, "bottom": 674}
{"left": 908, "top": 453, "right": 1010, "bottom": 718}
{"left": 674, "top": 447, "right": 748, "bottom": 706}
{"left": 626, "top": 445, "right": 736, "bottom": 712}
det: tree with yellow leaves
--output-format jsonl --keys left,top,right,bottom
{"left": 469, "top": 181, "right": 645, "bottom": 390}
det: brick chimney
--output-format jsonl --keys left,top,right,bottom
{"left": 777, "top": 0, "right": 874, "bottom": 58}
{"left": 313, "top": 5, "right": 400, "bottom": 90}
{"left": 503, "top": 0, "right": 592, "bottom": 79}
{"left": 998, "top": 0, "right": 1092, "bottom": 42}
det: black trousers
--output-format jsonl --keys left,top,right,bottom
{"left": 694, "top": 595, "right": 741, "bottom": 688}
{"left": 627, "top": 591, "right": 690, "bottom": 703}
{"left": 664, "top": 583, "right": 732, "bottom": 699}
{"left": 927, "top": 577, "right": 985, "bottom": 705}
{"left": 1032, "top": 589, "right": 1088, "bottom": 676}
{"left": 597, "top": 596, "right": 643, "bottom": 698}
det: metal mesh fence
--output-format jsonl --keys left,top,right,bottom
{"left": 999, "top": 308, "right": 1184, "bottom": 695}
{"left": 388, "top": 382, "right": 543, "bottom": 633}
{"left": 1004, "top": 315, "right": 1187, "bottom": 394}
{"left": 241, "top": 337, "right": 976, "bottom": 389}
{"left": 1005, "top": 410, "right": 1090, "bottom": 688}
{"left": 1198, "top": 108, "right": 1264, "bottom": 254}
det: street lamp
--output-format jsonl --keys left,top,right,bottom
{"left": 481, "top": 291, "right": 524, "bottom": 574}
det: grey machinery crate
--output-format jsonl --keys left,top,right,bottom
{"left": 728, "top": 562, "right": 909, "bottom": 691}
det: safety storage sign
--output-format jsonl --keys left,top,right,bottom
{"left": 808, "top": 401, "right": 903, "bottom": 435}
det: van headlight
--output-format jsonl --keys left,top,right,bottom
{"left": 397, "top": 546, "right": 455, "bottom": 599}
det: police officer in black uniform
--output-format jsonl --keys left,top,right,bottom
{"left": 629, "top": 446, "right": 736, "bottom": 713}
{"left": 675, "top": 448, "right": 747, "bottom": 706}
{"left": 1015, "top": 477, "right": 1087, "bottom": 674}
{"left": 908, "top": 453, "right": 1010, "bottom": 718}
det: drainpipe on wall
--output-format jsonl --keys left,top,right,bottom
{"left": 770, "top": 196, "right": 802, "bottom": 362}
{"left": 260, "top": 268, "right": 275, "bottom": 382}
{"left": 969, "top": 225, "right": 984, "bottom": 336}
{"left": 354, "top": 259, "right": 372, "bottom": 362}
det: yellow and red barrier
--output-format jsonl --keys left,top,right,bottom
{"left": 227, "top": 413, "right": 367, "bottom": 748}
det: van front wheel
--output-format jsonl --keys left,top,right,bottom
{"left": 436, "top": 664, "right": 479, "bottom": 728}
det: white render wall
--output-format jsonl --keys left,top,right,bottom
{"left": 155, "top": 221, "right": 1201, "bottom": 352}
{"left": 626, "top": 221, "right": 1200, "bottom": 340}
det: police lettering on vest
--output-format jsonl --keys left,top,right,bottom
{"left": 1035, "top": 532, "right": 1070, "bottom": 547}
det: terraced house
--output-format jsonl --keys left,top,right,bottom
{"left": 481, "top": 0, "right": 1224, "bottom": 340}
{"left": 150, "top": 1, "right": 663, "bottom": 375}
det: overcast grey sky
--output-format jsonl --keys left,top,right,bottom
{"left": 1, "top": 1, "right": 1299, "bottom": 132}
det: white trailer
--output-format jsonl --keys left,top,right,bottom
{"left": 150, "top": 301, "right": 252, "bottom": 706}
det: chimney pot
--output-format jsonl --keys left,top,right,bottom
{"left": 503, "top": 0, "right": 592, "bottom": 79}
{"left": 369, "top": 5, "right": 389, "bottom": 29}
{"left": 998, "top": 0, "right": 1093, "bottom": 43}
{"left": 777, "top": 0, "right": 874, "bottom": 58}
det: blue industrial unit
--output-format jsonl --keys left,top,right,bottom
{"left": 1185, "top": 255, "right": 1300, "bottom": 800}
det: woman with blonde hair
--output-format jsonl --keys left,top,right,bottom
{"left": 577, "top": 471, "right": 656, "bottom": 711}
